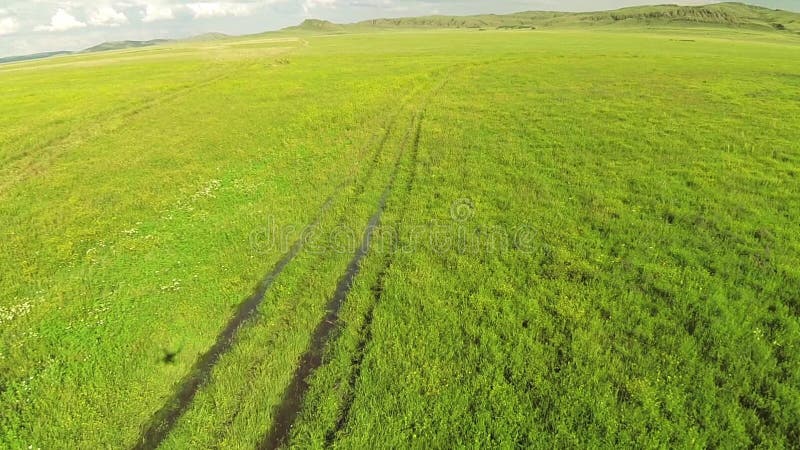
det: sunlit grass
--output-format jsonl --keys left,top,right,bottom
{"left": 1, "top": 27, "right": 798, "bottom": 448}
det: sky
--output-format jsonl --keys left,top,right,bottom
{"left": 0, "top": 0, "right": 797, "bottom": 57}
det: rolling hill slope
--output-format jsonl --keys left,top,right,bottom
{"left": 82, "top": 39, "right": 172, "bottom": 54}
{"left": 2, "top": 3, "right": 798, "bottom": 66}
{"left": 0, "top": 51, "right": 71, "bottom": 65}
{"left": 0, "top": 33, "right": 231, "bottom": 65}
{"left": 289, "top": 2, "right": 800, "bottom": 34}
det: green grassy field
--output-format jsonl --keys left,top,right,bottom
{"left": 1, "top": 18, "right": 799, "bottom": 450}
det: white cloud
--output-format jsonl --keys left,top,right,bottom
{"left": 302, "top": 0, "right": 337, "bottom": 13}
{"left": 0, "top": 16, "right": 20, "bottom": 35}
{"left": 34, "top": 9, "right": 87, "bottom": 32}
{"left": 186, "top": 2, "right": 260, "bottom": 19}
{"left": 142, "top": 3, "right": 175, "bottom": 22}
{"left": 88, "top": 5, "right": 128, "bottom": 27}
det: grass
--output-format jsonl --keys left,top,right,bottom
{"left": 1, "top": 22, "right": 799, "bottom": 450}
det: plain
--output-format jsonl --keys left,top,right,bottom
{"left": 1, "top": 23, "right": 799, "bottom": 449}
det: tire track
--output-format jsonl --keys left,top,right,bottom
{"left": 258, "top": 72, "right": 450, "bottom": 449}
{"left": 133, "top": 97, "right": 405, "bottom": 450}
{"left": 350, "top": 81, "right": 430, "bottom": 198}
{"left": 134, "top": 191, "right": 334, "bottom": 450}
{"left": 325, "top": 113, "right": 424, "bottom": 445}
{"left": 257, "top": 110, "right": 420, "bottom": 450}
{"left": 323, "top": 72, "right": 451, "bottom": 446}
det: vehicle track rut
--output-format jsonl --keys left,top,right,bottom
{"left": 134, "top": 191, "right": 335, "bottom": 450}
{"left": 325, "top": 113, "right": 424, "bottom": 444}
{"left": 133, "top": 93, "right": 409, "bottom": 450}
{"left": 257, "top": 113, "right": 417, "bottom": 450}
{"left": 257, "top": 70, "right": 447, "bottom": 446}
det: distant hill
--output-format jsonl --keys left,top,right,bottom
{"left": 82, "top": 33, "right": 229, "bottom": 53}
{"left": 0, "top": 32, "right": 235, "bottom": 66}
{"left": 282, "top": 19, "right": 344, "bottom": 33}
{"left": 569, "top": 2, "right": 800, "bottom": 31}
{"left": 295, "top": 2, "right": 800, "bottom": 34}
{"left": 180, "top": 32, "right": 231, "bottom": 42}
{"left": 3, "top": 3, "right": 798, "bottom": 66}
{"left": 0, "top": 51, "right": 72, "bottom": 64}
{"left": 82, "top": 39, "right": 172, "bottom": 54}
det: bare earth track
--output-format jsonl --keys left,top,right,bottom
{"left": 261, "top": 74, "right": 450, "bottom": 449}
{"left": 258, "top": 109, "right": 419, "bottom": 450}
{"left": 133, "top": 84, "right": 421, "bottom": 448}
